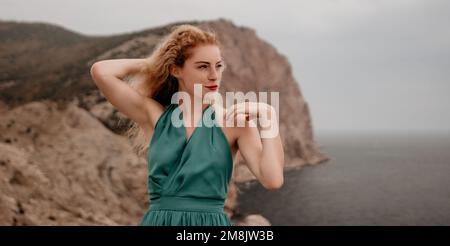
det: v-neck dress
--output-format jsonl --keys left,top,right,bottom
{"left": 139, "top": 102, "right": 234, "bottom": 226}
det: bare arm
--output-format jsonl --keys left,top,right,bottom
{"left": 89, "top": 59, "right": 164, "bottom": 129}
{"left": 230, "top": 103, "right": 285, "bottom": 190}
{"left": 237, "top": 122, "right": 284, "bottom": 190}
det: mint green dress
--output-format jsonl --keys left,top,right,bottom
{"left": 139, "top": 102, "right": 234, "bottom": 226}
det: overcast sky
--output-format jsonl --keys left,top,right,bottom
{"left": 1, "top": 0, "right": 449, "bottom": 133}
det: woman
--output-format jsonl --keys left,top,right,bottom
{"left": 90, "top": 24, "right": 284, "bottom": 226}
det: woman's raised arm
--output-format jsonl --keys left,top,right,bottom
{"left": 89, "top": 59, "right": 164, "bottom": 128}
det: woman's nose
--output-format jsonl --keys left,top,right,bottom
{"left": 208, "top": 67, "right": 218, "bottom": 80}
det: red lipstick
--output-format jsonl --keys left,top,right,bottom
{"left": 205, "top": 85, "right": 218, "bottom": 91}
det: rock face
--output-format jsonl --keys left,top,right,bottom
{"left": 0, "top": 101, "right": 148, "bottom": 225}
{"left": 0, "top": 19, "right": 328, "bottom": 225}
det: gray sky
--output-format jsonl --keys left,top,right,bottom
{"left": 1, "top": 0, "right": 449, "bottom": 133}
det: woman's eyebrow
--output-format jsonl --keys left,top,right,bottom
{"left": 194, "top": 60, "right": 223, "bottom": 64}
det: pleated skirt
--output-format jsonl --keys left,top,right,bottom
{"left": 139, "top": 196, "right": 233, "bottom": 226}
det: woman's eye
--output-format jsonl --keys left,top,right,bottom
{"left": 198, "top": 64, "right": 223, "bottom": 70}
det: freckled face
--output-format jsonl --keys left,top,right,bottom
{"left": 173, "top": 44, "right": 225, "bottom": 101}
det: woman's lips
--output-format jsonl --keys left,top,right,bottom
{"left": 205, "top": 85, "right": 218, "bottom": 91}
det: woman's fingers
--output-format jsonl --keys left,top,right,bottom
{"left": 226, "top": 102, "right": 258, "bottom": 120}
{"left": 225, "top": 102, "right": 273, "bottom": 125}
{"left": 225, "top": 104, "right": 237, "bottom": 119}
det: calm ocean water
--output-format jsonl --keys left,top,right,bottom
{"left": 235, "top": 131, "right": 450, "bottom": 225}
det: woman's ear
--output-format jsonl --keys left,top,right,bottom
{"left": 170, "top": 64, "right": 180, "bottom": 79}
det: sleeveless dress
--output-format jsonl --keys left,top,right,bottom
{"left": 139, "top": 102, "right": 234, "bottom": 226}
